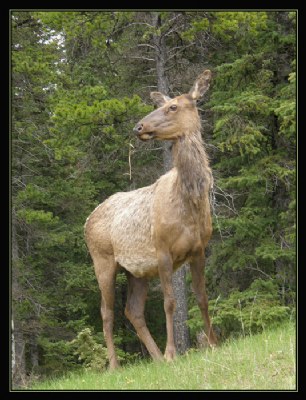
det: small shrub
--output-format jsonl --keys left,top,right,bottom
{"left": 38, "top": 337, "right": 80, "bottom": 376}
{"left": 70, "top": 328, "right": 108, "bottom": 372}
{"left": 188, "top": 278, "right": 293, "bottom": 342}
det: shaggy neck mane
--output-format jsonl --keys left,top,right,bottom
{"left": 172, "top": 128, "right": 212, "bottom": 207}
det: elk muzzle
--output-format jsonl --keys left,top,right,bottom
{"left": 134, "top": 122, "right": 155, "bottom": 141}
{"left": 133, "top": 123, "right": 144, "bottom": 134}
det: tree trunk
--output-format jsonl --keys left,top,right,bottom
{"left": 151, "top": 12, "right": 173, "bottom": 172}
{"left": 12, "top": 321, "right": 26, "bottom": 387}
{"left": 11, "top": 318, "right": 16, "bottom": 377}
{"left": 12, "top": 212, "right": 27, "bottom": 387}
{"left": 30, "top": 339, "right": 39, "bottom": 370}
{"left": 152, "top": 11, "right": 190, "bottom": 354}
{"left": 172, "top": 265, "right": 191, "bottom": 353}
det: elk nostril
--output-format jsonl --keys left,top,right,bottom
{"left": 134, "top": 123, "right": 143, "bottom": 133}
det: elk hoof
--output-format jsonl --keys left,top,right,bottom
{"left": 164, "top": 346, "right": 176, "bottom": 362}
{"left": 109, "top": 359, "right": 120, "bottom": 370}
{"left": 208, "top": 333, "right": 218, "bottom": 348}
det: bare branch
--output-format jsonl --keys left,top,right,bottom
{"left": 166, "top": 13, "right": 183, "bottom": 25}
{"left": 212, "top": 183, "right": 238, "bottom": 215}
{"left": 137, "top": 43, "right": 156, "bottom": 50}
{"left": 166, "top": 42, "right": 196, "bottom": 63}
{"left": 245, "top": 260, "right": 273, "bottom": 280}
{"left": 123, "top": 55, "right": 155, "bottom": 62}
{"left": 125, "top": 21, "right": 155, "bottom": 29}
{"left": 163, "top": 25, "right": 186, "bottom": 38}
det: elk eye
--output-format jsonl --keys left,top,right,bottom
{"left": 169, "top": 104, "right": 177, "bottom": 111}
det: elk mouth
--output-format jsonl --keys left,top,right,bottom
{"left": 137, "top": 132, "right": 156, "bottom": 141}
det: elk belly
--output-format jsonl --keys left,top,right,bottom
{"left": 115, "top": 252, "right": 159, "bottom": 278}
{"left": 109, "top": 187, "right": 159, "bottom": 278}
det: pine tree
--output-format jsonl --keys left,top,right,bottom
{"left": 206, "top": 11, "right": 296, "bottom": 300}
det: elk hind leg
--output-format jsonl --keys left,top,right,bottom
{"left": 94, "top": 255, "right": 120, "bottom": 369}
{"left": 124, "top": 272, "right": 163, "bottom": 362}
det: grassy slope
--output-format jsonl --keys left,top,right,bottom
{"left": 30, "top": 321, "right": 296, "bottom": 391}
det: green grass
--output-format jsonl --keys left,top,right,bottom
{"left": 29, "top": 321, "right": 296, "bottom": 391}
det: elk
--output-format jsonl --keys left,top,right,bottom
{"left": 84, "top": 69, "right": 217, "bottom": 369}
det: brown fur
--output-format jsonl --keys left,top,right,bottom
{"left": 84, "top": 70, "right": 217, "bottom": 369}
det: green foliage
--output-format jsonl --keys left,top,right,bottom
{"left": 70, "top": 328, "right": 108, "bottom": 372}
{"left": 38, "top": 337, "right": 79, "bottom": 376}
{"left": 188, "top": 279, "right": 292, "bottom": 341}
{"left": 211, "top": 12, "right": 267, "bottom": 43}
{"left": 207, "top": 11, "right": 296, "bottom": 300}
{"left": 273, "top": 69, "right": 296, "bottom": 140}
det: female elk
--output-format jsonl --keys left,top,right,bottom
{"left": 84, "top": 69, "right": 217, "bottom": 369}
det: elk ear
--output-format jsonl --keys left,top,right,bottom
{"left": 189, "top": 69, "right": 212, "bottom": 100}
{"left": 150, "top": 92, "right": 171, "bottom": 107}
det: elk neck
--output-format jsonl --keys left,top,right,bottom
{"left": 172, "top": 127, "right": 212, "bottom": 209}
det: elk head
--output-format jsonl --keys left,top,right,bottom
{"left": 134, "top": 70, "right": 212, "bottom": 141}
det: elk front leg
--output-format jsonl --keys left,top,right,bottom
{"left": 157, "top": 251, "right": 176, "bottom": 361}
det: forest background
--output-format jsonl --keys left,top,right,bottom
{"left": 11, "top": 10, "right": 296, "bottom": 387}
